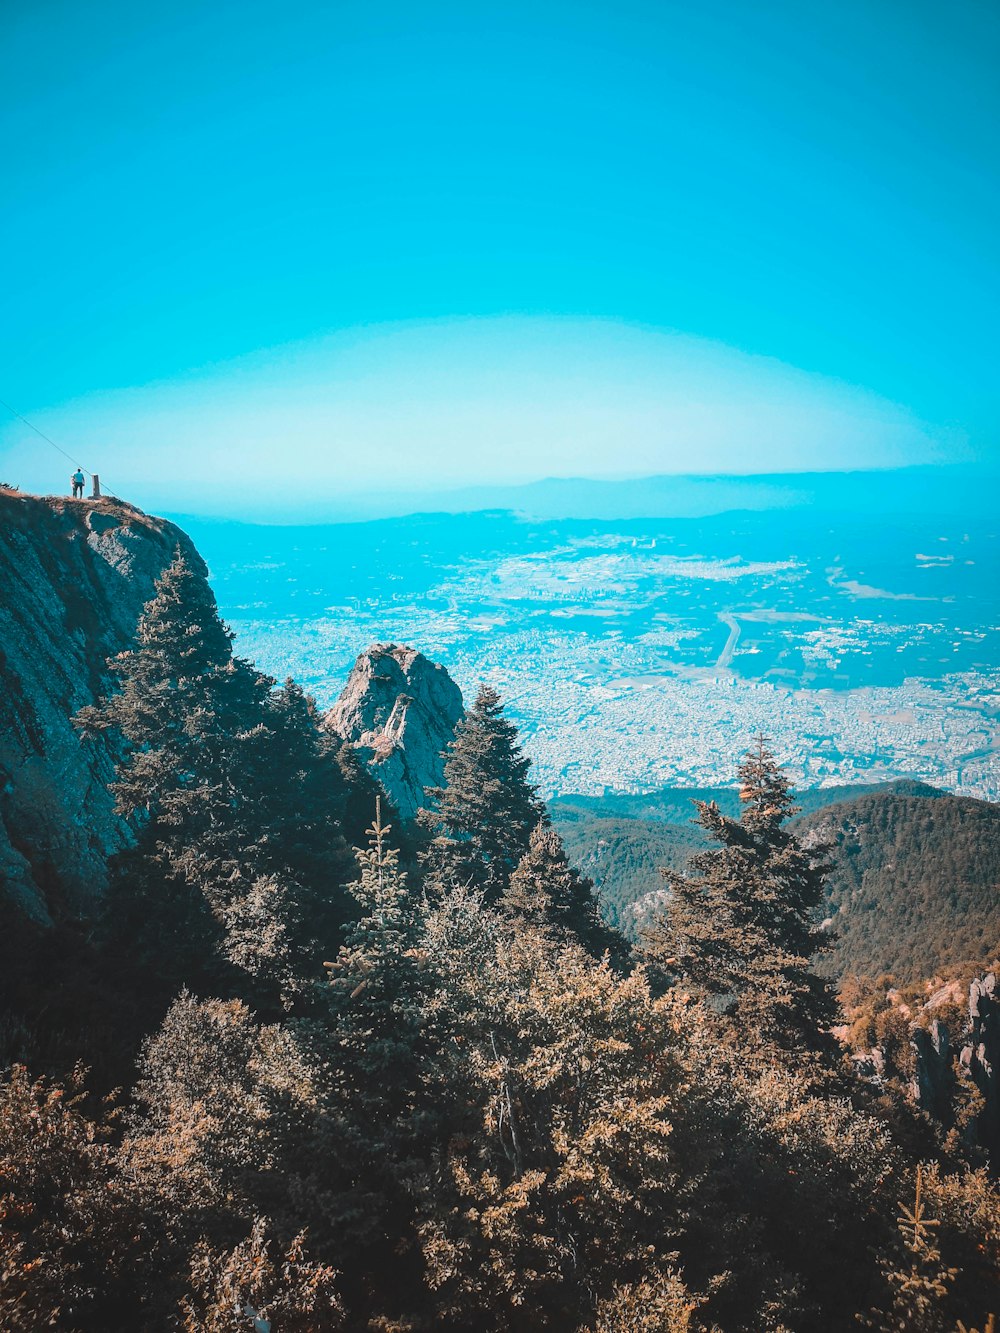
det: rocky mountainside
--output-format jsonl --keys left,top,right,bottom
{"left": 0, "top": 492, "right": 202, "bottom": 922}
{"left": 324, "top": 643, "right": 464, "bottom": 821}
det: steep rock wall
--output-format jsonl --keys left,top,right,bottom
{"left": 0, "top": 492, "right": 203, "bottom": 922}
{"left": 325, "top": 643, "right": 464, "bottom": 821}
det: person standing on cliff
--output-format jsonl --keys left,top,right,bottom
{"left": 71, "top": 468, "right": 85, "bottom": 498}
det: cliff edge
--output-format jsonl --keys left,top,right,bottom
{"left": 325, "top": 643, "right": 464, "bottom": 821}
{"left": 0, "top": 492, "right": 204, "bottom": 922}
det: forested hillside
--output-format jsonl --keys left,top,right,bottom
{"left": 555, "top": 778, "right": 944, "bottom": 824}
{"left": 552, "top": 805, "right": 703, "bottom": 930}
{"left": 810, "top": 791, "right": 1000, "bottom": 979}
{"left": 556, "top": 785, "right": 1000, "bottom": 984}
{"left": 0, "top": 526, "right": 997, "bottom": 1331}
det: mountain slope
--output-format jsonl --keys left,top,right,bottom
{"left": 554, "top": 778, "right": 944, "bottom": 825}
{"left": 555, "top": 784, "right": 1000, "bottom": 981}
{"left": 803, "top": 791, "right": 1000, "bottom": 979}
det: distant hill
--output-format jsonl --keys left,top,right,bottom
{"left": 553, "top": 783, "right": 1000, "bottom": 981}
{"left": 803, "top": 790, "right": 1000, "bottom": 980}
{"left": 553, "top": 778, "right": 944, "bottom": 825}
{"left": 553, "top": 813, "right": 702, "bottom": 932}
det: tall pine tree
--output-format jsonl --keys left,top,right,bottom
{"left": 77, "top": 551, "right": 355, "bottom": 1007}
{"left": 502, "top": 820, "right": 626, "bottom": 962}
{"left": 321, "top": 799, "right": 442, "bottom": 1313}
{"left": 645, "top": 736, "right": 838, "bottom": 1059}
{"left": 421, "top": 684, "right": 544, "bottom": 900}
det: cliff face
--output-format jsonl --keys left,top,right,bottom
{"left": 0, "top": 492, "right": 204, "bottom": 922}
{"left": 325, "top": 643, "right": 464, "bottom": 821}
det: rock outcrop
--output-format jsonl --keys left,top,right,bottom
{"left": 0, "top": 492, "right": 203, "bottom": 922}
{"left": 963, "top": 972, "right": 1000, "bottom": 1158}
{"left": 853, "top": 971, "right": 1000, "bottom": 1163}
{"left": 325, "top": 643, "right": 464, "bottom": 822}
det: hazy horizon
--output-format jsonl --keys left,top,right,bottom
{"left": 2, "top": 1, "right": 997, "bottom": 515}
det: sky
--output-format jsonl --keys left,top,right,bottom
{"left": 1, "top": 0, "right": 997, "bottom": 516}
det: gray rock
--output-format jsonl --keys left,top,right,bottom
{"left": 963, "top": 971, "right": 1000, "bottom": 1157}
{"left": 909, "top": 1019, "right": 951, "bottom": 1115}
{"left": 0, "top": 492, "right": 204, "bottom": 921}
{"left": 324, "top": 643, "right": 464, "bottom": 822}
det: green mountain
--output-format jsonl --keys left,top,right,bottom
{"left": 555, "top": 783, "right": 1000, "bottom": 982}
{"left": 805, "top": 790, "right": 1000, "bottom": 980}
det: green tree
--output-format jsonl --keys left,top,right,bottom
{"left": 583, "top": 1270, "right": 698, "bottom": 1333}
{"left": 0, "top": 1065, "right": 152, "bottom": 1330}
{"left": 864, "top": 1166, "right": 957, "bottom": 1333}
{"left": 645, "top": 736, "right": 839, "bottom": 1060}
{"left": 502, "top": 820, "right": 627, "bottom": 963}
{"left": 421, "top": 684, "right": 545, "bottom": 900}
{"left": 77, "top": 553, "right": 355, "bottom": 1008}
{"left": 414, "top": 890, "right": 690, "bottom": 1330}
{"left": 126, "top": 990, "right": 322, "bottom": 1209}
{"left": 181, "top": 1217, "right": 343, "bottom": 1332}
{"left": 320, "top": 800, "right": 443, "bottom": 1318}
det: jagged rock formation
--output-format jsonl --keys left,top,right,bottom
{"left": 325, "top": 643, "right": 464, "bottom": 822}
{"left": 850, "top": 971, "right": 1000, "bottom": 1162}
{"left": 964, "top": 972, "right": 1000, "bottom": 1157}
{"left": 910, "top": 1020, "right": 951, "bottom": 1119}
{"left": 0, "top": 492, "right": 203, "bottom": 922}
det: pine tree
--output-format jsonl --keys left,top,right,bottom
{"left": 77, "top": 550, "right": 268, "bottom": 862}
{"left": 325, "top": 799, "right": 427, "bottom": 1086}
{"left": 77, "top": 552, "right": 354, "bottom": 1006}
{"left": 645, "top": 736, "right": 839, "bottom": 1059}
{"left": 864, "top": 1166, "right": 958, "bottom": 1333}
{"left": 503, "top": 820, "right": 627, "bottom": 962}
{"left": 421, "top": 684, "right": 544, "bottom": 900}
{"left": 321, "top": 800, "right": 440, "bottom": 1306}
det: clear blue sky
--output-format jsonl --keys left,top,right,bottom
{"left": 1, "top": 0, "right": 997, "bottom": 510}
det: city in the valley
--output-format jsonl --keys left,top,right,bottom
{"left": 181, "top": 494, "right": 1000, "bottom": 801}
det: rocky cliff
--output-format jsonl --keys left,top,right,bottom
{"left": 325, "top": 643, "right": 464, "bottom": 821}
{"left": 0, "top": 492, "right": 203, "bottom": 922}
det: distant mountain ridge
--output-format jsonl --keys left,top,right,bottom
{"left": 164, "top": 460, "right": 1000, "bottom": 525}
{"left": 551, "top": 779, "right": 945, "bottom": 932}
{"left": 553, "top": 778, "right": 946, "bottom": 825}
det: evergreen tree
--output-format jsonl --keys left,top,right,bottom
{"left": 645, "top": 736, "right": 839, "bottom": 1059}
{"left": 421, "top": 684, "right": 545, "bottom": 900}
{"left": 77, "top": 552, "right": 355, "bottom": 1007}
{"left": 76, "top": 550, "right": 253, "bottom": 825}
{"left": 503, "top": 820, "right": 627, "bottom": 962}
{"left": 321, "top": 801, "right": 441, "bottom": 1315}
{"left": 325, "top": 800, "right": 429, "bottom": 1112}
{"left": 864, "top": 1167, "right": 958, "bottom": 1333}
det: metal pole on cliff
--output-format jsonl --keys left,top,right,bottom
{"left": 91, "top": 474, "right": 101, "bottom": 499}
